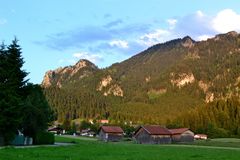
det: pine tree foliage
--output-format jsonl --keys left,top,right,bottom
{"left": 169, "top": 97, "right": 240, "bottom": 138}
{"left": 0, "top": 39, "right": 52, "bottom": 145}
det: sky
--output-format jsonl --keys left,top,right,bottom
{"left": 0, "top": 0, "right": 240, "bottom": 84}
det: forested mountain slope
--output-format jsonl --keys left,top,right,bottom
{"left": 42, "top": 31, "right": 240, "bottom": 124}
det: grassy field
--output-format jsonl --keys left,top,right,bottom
{"left": 0, "top": 136, "right": 240, "bottom": 160}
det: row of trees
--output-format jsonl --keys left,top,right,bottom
{"left": 169, "top": 97, "right": 240, "bottom": 138}
{"left": 43, "top": 87, "right": 110, "bottom": 122}
{"left": 0, "top": 39, "right": 53, "bottom": 145}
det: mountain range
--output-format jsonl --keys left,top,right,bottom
{"left": 42, "top": 31, "right": 240, "bottom": 124}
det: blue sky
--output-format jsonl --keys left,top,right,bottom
{"left": 0, "top": 0, "right": 240, "bottom": 84}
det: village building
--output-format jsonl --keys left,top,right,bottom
{"left": 48, "top": 126, "right": 64, "bottom": 135}
{"left": 194, "top": 134, "right": 207, "bottom": 140}
{"left": 169, "top": 128, "right": 194, "bottom": 143}
{"left": 98, "top": 119, "right": 109, "bottom": 124}
{"left": 80, "top": 129, "right": 96, "bottom": 137}
{"left": 134, "top": 125, "right": 172, "bottom": 144}
{"left": 98, "top": 126, "right": 124, "bottom": 142}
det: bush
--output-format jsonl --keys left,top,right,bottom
{"left": 207, "top": 126, "right": 229, "bottom": 138}
{"left": 34, "top": 132, "right": 54, "bottom": 145}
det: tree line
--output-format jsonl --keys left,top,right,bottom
{"left": 168, "top": 97, "right": 240, "bottom": 138}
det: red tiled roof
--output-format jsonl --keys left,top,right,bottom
{"left": 169, "top": 128, "right": 189, "bottom": 135}
{"left": 101, "top": 126, "right": 124, "bottom": 133}
{"left": 141, "top": 125, "right": 172, "bottom": 135}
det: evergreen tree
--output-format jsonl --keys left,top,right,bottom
{"left": 0, "top": 39, "right": 52, "bottom": 145}
{"left": 21, "top": 84, "right": 53, "bottom": 140}
{"left": 6, "top": 38, "right": 28, "bottom": 96}
{"left": 0, "top": 40, "right": 27, "bottom": 144}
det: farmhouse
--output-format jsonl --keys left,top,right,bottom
{"left": 169, "top": 128, "right": 194, "bottom": 143}
{"left": 134, "top": 125, "right": 172, "bottom": 144}
{"left": 98, "top": 126, "right": 124, "bottom": 142}
{"left": 194, "top": 134, "right": 207, "bottom": 140}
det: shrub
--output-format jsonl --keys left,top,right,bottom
{"left": 34, "top": 132, "right": 54, "bottom": 145}
{"left": 207, "top": 126, "right": 229, "bottom": 138}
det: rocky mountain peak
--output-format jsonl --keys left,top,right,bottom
{"left": 75, "top": 59, "right": 97, "bottom": 70}
{"left": 227, "top": 31, "right": 238, "bottom": 37}
{"left": 214, "top": 31, "right": 239, "bottom": 41}
{"left": 41, "top": 59, "right": 98, "bottom": 88}
{"left": 181, "top": 36, "right": 195, "bottom": 48}
{"left": 42, "top": 70, "right": 55, "bottom": 88}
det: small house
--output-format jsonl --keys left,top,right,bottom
{"left": 98, "top": 119, "right": 109, "bottom": 124}
{"left": 48, "top": 126, "right": 64, "bottom": 135}
{"left": 80, "top": 129, "right": 96, "bottom": 137}
{"left": 194, "top": 134, "right": 207, "bottom": 140}
{"left": 134, "top": 125, "right": 172, "bottom": 144}
{"left": 169, "top": 128, "right": 194, "bottom": 143}
{"left": 98, "top": 126, "right": 124, "bottom": 142}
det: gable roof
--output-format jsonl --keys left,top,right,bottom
{"left": 100, "top": 126, "right": 124, "bottom": 133}
{"left": 169, "top": 128, "right": 190, "bottom": 135}
{"left": 48, "top": 126, "right": 63, "bottom": 131}
{"left": 135, "top": 125, "right": 172, "bottom": 135}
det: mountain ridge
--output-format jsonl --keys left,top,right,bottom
{"left": 42, "top": 31, "right": 240, "bottom": 124}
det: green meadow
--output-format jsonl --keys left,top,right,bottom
{"left": 0, "top": 136, "right": 240, "bottom": 160}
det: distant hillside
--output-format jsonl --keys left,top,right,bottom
{"left": 42, "top": 31, "right": 240, "bottom": 124}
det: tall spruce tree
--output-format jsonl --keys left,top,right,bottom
{"left": 0, "top": 39, "right": 28, "bottom": 145}
{"left": 0, "top": 38, "right": 53, "bottom": 145}
{"left": 6, "top": 38, "right": 28, "bottom": 95}
{"left": 0, "top": 40, "right": 24, "bottom": 144}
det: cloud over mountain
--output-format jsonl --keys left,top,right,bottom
{"left": 38, "top": 9, "right": 240, "bottom": 69}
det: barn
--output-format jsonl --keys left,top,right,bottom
{"left": 134, "top": 125, "right": 172, "bottom": 144}
{"left": 98, "top": 126, "right": 124, "bottom": 142}
{"left": 169, "top": 128, "right": 194, "bottom": 143}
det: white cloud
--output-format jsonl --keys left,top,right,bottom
{"left": 109, "top": 40, "right": 129, "bottom": 49}
{"left": 212, "top": 9, "right": 240, "bottom": 33}
{"left": 196, "top": 10, "right": 204, "bottom": 18}
{"left": 58, "top": 59, "right": 77, "bottom": 65}
{"left": 57, "top": 52, "right": 102, "bottom": 67}
{"left": 139, "top": 29, "right": 172, "bottom": 46}
{"left": 73, "top": 52, "right": 103, "bottom": 63}
{"left": 167, "top": 19, "right": 177, "bottom": 29}
{"left": 197, "top": 35, "right": 213, "bottom": 41}
{"left": 138, "top": 9, "right": 240, "bottom": 47}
